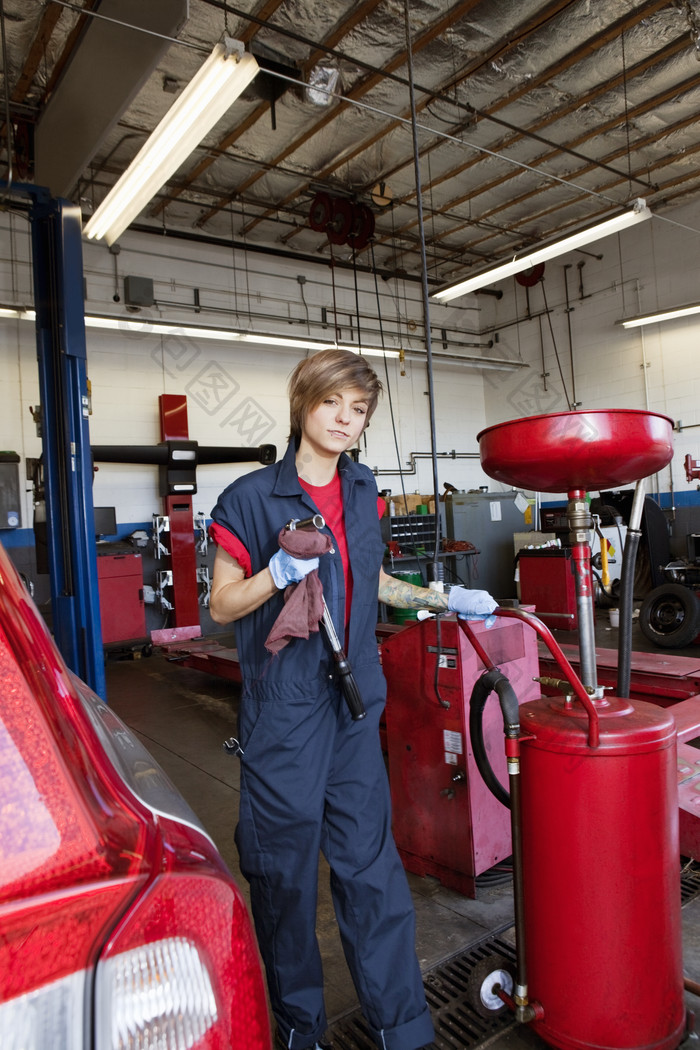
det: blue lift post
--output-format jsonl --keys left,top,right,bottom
{"left": 28, "top": 190, "right": 106, "bottom": 699}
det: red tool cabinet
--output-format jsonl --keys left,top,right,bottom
{"left": 381, "top": 615, "right": 540, "bottom": 897}
{"left": 97, "top": 552, "right": 147, "bottom": 644}
{"left": 518, "top": 546, "right": 578, "bottom": 630}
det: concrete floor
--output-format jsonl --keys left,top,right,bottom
{"left": 106, "top": 612, "right": 700, "bottom": 1050}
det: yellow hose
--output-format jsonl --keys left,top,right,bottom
{"left": 598, "top": 528, "right": 611, "bottom": 588}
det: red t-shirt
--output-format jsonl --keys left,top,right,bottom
{"left": 299, "top": 473, "right": 351, "bottom": 622}
{"left": 210, "top": 477, "right": 385, "bottom": 628}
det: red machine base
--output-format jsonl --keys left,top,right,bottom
{"left": 396, "top": 848, "right": 481, "bottom": 898}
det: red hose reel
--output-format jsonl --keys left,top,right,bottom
{"left": 308, "top": 192, "right": 375, "bottom": 249}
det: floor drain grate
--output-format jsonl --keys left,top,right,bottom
{"left": 682, "top": 863, "right": 700, "bottom": 906}
{"left": 330, "top": 862, "right": 700, "bottom": 1050}
{"left": 328, "top": 931, "right": 517, "bottom": 1050}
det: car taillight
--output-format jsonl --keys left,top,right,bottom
{"left": 0, "top": 628, "right": 151, "bottom": 1049}
{"left": 0, "top": 970, "right": 86, "bottom": 1050}
{"left": 0, "top": 556, "right": 270, "bottom": 1050}
{"left": 99, "top": 937, "right": 218, "bottom": 1048}
{"left": 96, "top": 871, "right": 271, "bottom": 1050}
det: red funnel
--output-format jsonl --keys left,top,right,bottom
{"left": 477, "top": 409, "right": 674, "bottom": 492}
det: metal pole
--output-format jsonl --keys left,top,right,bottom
{"left": 30, "top": 193, "right": 106, "bottom": 698}
{"left": 567, "top": 489, "right": 598, "bottom": 692}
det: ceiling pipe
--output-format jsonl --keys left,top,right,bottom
{"left": 127, "top": 220, "right": 436, "bottom": 285}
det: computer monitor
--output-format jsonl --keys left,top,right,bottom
{"left": 94, "top": 506, "right": 117, "bottom": 539}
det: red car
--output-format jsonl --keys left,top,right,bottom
{"left": 0, "top": 541, "right": 271, "bottom": 1050}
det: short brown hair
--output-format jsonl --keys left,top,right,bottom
{"left": 288, "top": 349, "right": 383, "bottom": 440}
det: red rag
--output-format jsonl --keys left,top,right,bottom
{"left": 264, "top": 526, "right": 333, "bottom": 655}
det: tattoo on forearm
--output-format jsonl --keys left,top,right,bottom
{"left": 378, "top": 577, "right": 449, "bottom": 610}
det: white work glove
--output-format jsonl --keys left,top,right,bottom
{"left": 269, "top": 549, "right": 320, "bottom": 589}
{"left": 447, "top": 586, "right": 498, "bottom": 628}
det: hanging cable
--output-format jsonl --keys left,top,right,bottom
{"left": 0, "top": 0, "right": 14, "bottom": 200}
{"left": 371, "top": 242, "right": 405, "bottom": 490}
{"left": 230, "top": 205, "right": 240, "bottom": 321}
{"left": 540, "top": 279, "right": 574, "bottom": 410}
{"left": 297, "top": 274, "right": 310, "bottom": 333}
{"left": 351, "top": 251, "right": 372, "bottom": 459}
{"left": 403, "top": 0, "right": 442, "bottom": 585}
{"left": 621, "top": 29, "right": 633, "bottom": 197}
{"left": 369, "top": 241, "right": 430, "bottom": 579}
{"left": 351, "top": 248, "right": 362, "bottom": 352}
{"left": 371, "top": 238, "right": 446, "bottom": 705}
{"left": 329, "top": 242, "right": 341, "bottom": 345}
{"left": 426, "top": 150, "right": 438, "bottom": 282}
{"left": 537, "top": 314, "right": 548, "bottom": 394}
{"left": 239, "top": 198, "right": 254, "bottom": 328}
{"left": 432, "top": 613, "right": 449, "bottom": 709}
{"left": 562, "top": 264, "right": 579, "bottom": 409}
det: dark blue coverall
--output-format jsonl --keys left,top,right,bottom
{"left": 211, "top": 438, "right": 434, "bottom": 1050}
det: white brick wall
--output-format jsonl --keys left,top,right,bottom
{"left": 1, "top": 197, "right": 699, "bottom": 531}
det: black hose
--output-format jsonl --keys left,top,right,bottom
{"left": 468, "top": 666, "right": 520, "bottom": 808}
{"left": 469, "top": 658, "right": 529, "bottom": 1001}
{"left": 616, "top": 528, "right": 641, "bottom": 698}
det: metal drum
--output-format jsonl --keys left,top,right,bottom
{"left": 519, "top": 693, "right": 685, "bottom": 1050}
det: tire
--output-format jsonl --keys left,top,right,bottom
{"left": 466, "top": 954, "right": 514, "bottom": 1018}
{"left": 639, "top": 584, "right": 700, "bottom": 649}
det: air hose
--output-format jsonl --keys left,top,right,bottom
{"left": 468, "top": 665, "right": 520, "bottom": 808}
{"left": 467, "top": 654, "right": 533, "bottom": 1018}
{"left": 616, "top": 480, "right": 646, "bottom": 699}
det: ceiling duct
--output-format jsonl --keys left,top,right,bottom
{"left": 242, "top": 43, "right": 301, "bottom": 131}
{"left": 34, "top": 0, "right": 188, "bottom": 198}
{"left": 306, "top": 62, "right": 341, "bottom": 107}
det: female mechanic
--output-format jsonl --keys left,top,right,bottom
{"left": 209, "top": 348, "right": 497, "bottom": 1050}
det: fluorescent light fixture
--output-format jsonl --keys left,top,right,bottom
{"left": 237, "top": 332, "right": 328, "bottom": 350}
{"left": 0, "top": 307, "right": 508, "bottom": 363}
{"left": 330, "top": 344, "right": 402, "bottom": 358}
{"left": 82, "top": 316, "right": 402, "bottom": 355}
{"left": 617, "top": 302, "right": 700, "bottom": 329}
{"left": 240, "top": 336, "right": 401, "bottom": 357}
{"left": 83, "top": 39, "right": 259, "bottom": 246}
{"left": 432, "top": 198, "right": 652, "bottom": 303}
{"left": 83, "top": 315, "right": 247, "bottom": 341}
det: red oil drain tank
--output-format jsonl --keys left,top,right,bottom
{"left": 519, "top": 691, "right": 686, "bottom": 1050}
